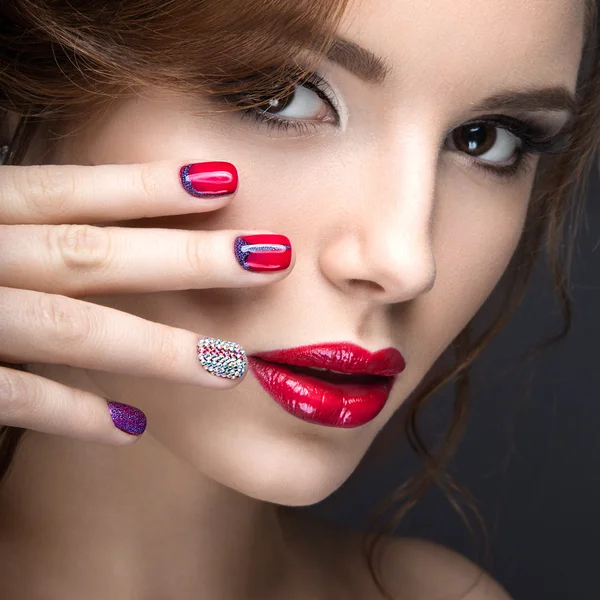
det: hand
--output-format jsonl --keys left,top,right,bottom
{"left": 0, "top": 160, "right": 293, "bottom": 443}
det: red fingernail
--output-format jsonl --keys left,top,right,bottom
{"left": 180, "top": 162, "right": 238, "bottom": 197}
{"left": 234, "top": 235, "right": 292, "bottom": 272}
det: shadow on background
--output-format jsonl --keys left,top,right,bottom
{"left": 305, "top": 169, "right": 600, "bottom": 599}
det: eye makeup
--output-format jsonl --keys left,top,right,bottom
{"left": 447, "top": 114, "right": 574, "bottom": 180}
{"left": 217, "top": 70, "right": 340, "bottom": 136}
{"left": 210, "top": 68, "right": 574, "bottom": 181}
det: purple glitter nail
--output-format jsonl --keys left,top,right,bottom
{"left": 107, "top": 401, "right": 147, "bottom": 436}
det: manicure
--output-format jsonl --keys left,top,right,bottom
{"left": 107, "top": 401, "right": 147, "bottom": 436}
{"left": 234, "top": 235, "right": 292, "bottom": 272}
{"left": 180, "top": 162, "right": 238, "bottom": 197}
{"left": 197, "top": 337, "right": 247, "bottom": 380}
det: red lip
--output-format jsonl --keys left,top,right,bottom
{"left": 248, "top": 343, "right": 406, "bottom": 428}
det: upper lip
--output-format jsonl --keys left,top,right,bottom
{"left": 249, "top": 342, "right": 406, "bottom": 377}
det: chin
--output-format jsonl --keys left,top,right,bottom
{"left": 229, "top": 456, "right": 358, "bottom": 507}
{"left": 190, "top": 429, "right": 365, "bottom": 506}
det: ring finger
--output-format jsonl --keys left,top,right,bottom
{"left": 0, "top": 286, "right": 248, "bottom": 390}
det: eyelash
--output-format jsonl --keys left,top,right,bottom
{"left": 219, "top": 73, "right": 572, "bottom": 180}
{"left": 462, "top": 115, "right": 572, "bottom": 180}
{"left": 233, "top": 73, "right": 340, "bottom": 134}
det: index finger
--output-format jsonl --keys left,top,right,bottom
{"left": 0, "top": 160, "right": 238, "bottom": 225}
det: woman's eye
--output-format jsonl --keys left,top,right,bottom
{"left": 254, "top": 83, "right": 337, "bottom": 123}
{"left": 446, "top": 123, "right": 522, "bottom": 164}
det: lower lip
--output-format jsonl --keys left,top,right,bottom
{"left": 248, "top": 358, "right": 396, "bottom": 428}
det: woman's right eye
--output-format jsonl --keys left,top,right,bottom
{"left": 230, "top": 74, "right": 340, "bottom": 131}
{"left": 258, "top": 83, "right": 337, "bottom": 123}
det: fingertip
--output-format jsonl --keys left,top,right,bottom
{"left": 233, "top": 234, "right": 293, "bottom": 274}
{"left": 107, "top": 400, "right": 147, "bottom": 437}
{"left": 179, "top": 161, "right": 238, "bottom": 199}
{"left": 196, "top": 336, "right": 249, "bottom": 388}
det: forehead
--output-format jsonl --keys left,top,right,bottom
{"left": 341, "top": 0, "right": 586, "bottom": 94}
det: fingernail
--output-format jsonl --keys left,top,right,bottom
{"left": 107, "top": 401, "right": 147, "bottom": 436}
{"left": 180, "top": 162, "right": 238, "bottom": 197}
{"left": 234, "top": 235, "right": 292, "bottom": 272}
{"left": 197, "top": 337, "right": 247, "bottom": 380}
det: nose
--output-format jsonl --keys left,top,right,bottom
{"left": 318, "top": 150, "right": 437, "bottom": 305}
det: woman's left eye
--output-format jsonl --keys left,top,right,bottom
{"left": 446, "top": 122, "right": 522, "bottom": 165}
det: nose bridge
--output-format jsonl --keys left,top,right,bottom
{"left": 370, "top": 148, "right": 437, "bottom": 294}
{"left": 320, "top": 129, "right": 438, "bottom": 304}
{"left": 369, "top": 138, "right": 436, "bottom": 253}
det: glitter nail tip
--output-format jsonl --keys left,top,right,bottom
{"left": 107, "top": 401, "right": 147, "bottom": 436}
{"left": 197, "top": 337, "right": 248, "bottom": 380}
{"left": 234, "top": 235, "right": 292, "bottom": 272}
{"left": 180, "top": 162, "right": 238, "bottom": 197}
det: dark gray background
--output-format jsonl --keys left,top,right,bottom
{"left": 304, "top": 167, "right": 600, "bottom": 599}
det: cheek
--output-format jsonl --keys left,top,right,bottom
{"left": 63, "top": 96, "right": 313, "bottom": 235}
{"left": 401, "top": 170, "right": 533, "bottom": 369}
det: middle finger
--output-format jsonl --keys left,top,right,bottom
{"left": 0, "top": 225, "right": 294, "bottom": 295}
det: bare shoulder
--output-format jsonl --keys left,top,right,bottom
{"left": 367, "top": 535, "right": 513, "bottom": 600}
{"left": 284, "top": 511, "right": 512, "bottom": 600}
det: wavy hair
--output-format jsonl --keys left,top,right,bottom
{"left": 1, "top": 1, "right": 600, "bottom": 598}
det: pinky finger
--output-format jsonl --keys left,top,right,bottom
{"left": 0, "top": 365, "right": 146, "bottom": 445}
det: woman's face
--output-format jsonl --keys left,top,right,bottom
{"left": 54, "top": 0, "right": 584, "bottom": 505}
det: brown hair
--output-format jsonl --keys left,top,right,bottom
{"left": 1, "top": 1, "right": 600, "bottom": 598}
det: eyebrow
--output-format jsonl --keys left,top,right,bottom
{"left": 322, "top": 38, "right": 578, "bottom": 118}
{"left": 324, "top": 37, "right": 390, "bottom": 84}
{"left": 470, "top": 87, "right": 578, "bottom": 116}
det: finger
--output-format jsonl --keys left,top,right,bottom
{"left": 0, "top": 160, "right": 238, "bottom": 225}
{"left": 0, "top": 226, "right": 294, "bottom": 295}
{"left": 0, "top": 287, "right": 247, "bottom": 389}
{"left": 0, "top": 365, "right": 146, "bottom": 445}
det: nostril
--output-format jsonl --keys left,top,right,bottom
{"left": 347, "top": 279, "right": 385, "bottom": 293}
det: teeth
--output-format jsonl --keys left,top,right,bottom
{"left": 308, "top": 366, "right": 349, "bottom": 375}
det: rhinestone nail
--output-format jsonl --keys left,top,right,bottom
{"left": 197, "top": 337, "right": 247, "bottom": 380}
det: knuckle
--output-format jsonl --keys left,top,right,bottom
{"left": 34, "top": 294, "right": 92, "bottom": 347}
{"left": 185, "top": 233, "right": 213, "bottom": 280}
{"left": 132, "top": 163, "right": 159, "bottom": 204}
{"left": 68, "top": 387, "right": 97, "bottom": 430}
{"left": 22, "top": 166, "right": 74, "bottom": 219}
{"left": 0, "top": 367, "right": 29, "bottom": 418}
{"left": 49, "top": 224, "right": 111, "bottom": 271}
{"left": 152, "top": 326, "right": 180, "bottom": 374}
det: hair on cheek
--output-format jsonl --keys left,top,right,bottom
{"left": 2, "top": 2, "right": 600, "bottom": 600}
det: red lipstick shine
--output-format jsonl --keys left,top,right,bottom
{"left": 248, "top": 343, "right": 406, "bottom": 428}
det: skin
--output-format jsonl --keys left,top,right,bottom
{"left": 0, "top": 0, "right": 586, "bottom": 598}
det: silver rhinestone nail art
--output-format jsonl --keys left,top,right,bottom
{"left": 197, "top": 337, "right": 247, "bottom": 380}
